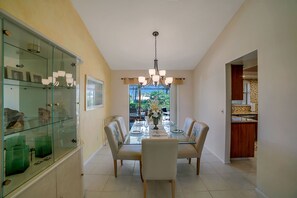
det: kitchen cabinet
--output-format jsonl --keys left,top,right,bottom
{"left": 0, "top": 13, "right": 81, "bottom": 197}
{"left": 231, "top": 119, "right": 257, "bottom": 158}
{"left": 231, "top": 64, "right": 243, "bottom": 100}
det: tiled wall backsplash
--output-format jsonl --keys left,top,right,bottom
{"left": 232, "top": 103, "right": 258, "bottom": 113}
{"left": 249, "top": 80, "right": 258, "bottom": 103}
{"left": 232, "top": 105, "right": 251, "bottom": 113}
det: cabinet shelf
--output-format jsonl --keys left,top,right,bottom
{"left": 3, "top": 78, "right": 44, "bottom": 88}
{"left": 3, "top": 78, "right": 76, "bottom": 89}
{"left": 4, "top": 41, "right": 49, "bottom": 60}
{"left": 4, "top": 117, "right": 74, "bottom": 136}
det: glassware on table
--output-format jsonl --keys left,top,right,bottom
{"left": 144, "top": 116, "right": 149, "bottom": 133}
{"left": 169, "top": 121, "right": 178, "bottom": 132}
{"left": 144, "top": 122, "right": 149, "bottom": 133}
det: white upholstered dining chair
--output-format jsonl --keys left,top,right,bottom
{"left": 104, "top": 121, "right": 142, "bottom": 178}
{"left": 178, "top": 121, "right": 209, "bottom": 175}
{"left": 142, "top": 139, "right": 178, "bottom": 198}
{"left": 113, "top": 116, "right": 129, "bottom": 140}
{"left": 182, "top": 117, "right": 195, "bottom": 136}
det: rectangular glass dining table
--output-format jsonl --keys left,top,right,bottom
{"left": 124, "top": 120, "right": 196, "bottom": 145}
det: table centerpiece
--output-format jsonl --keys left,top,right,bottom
{"left": 148, "top": 99, "right": 162, "bottom": 129}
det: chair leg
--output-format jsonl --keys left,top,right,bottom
{"left": 121, "top": 160, "right": 123, "bottom": 166}
{"left": 143, "top": 180, "right": 147, "bottom": 198}
{"left": 171, "top": 179, "right": 176, "bottom": 198}
{"left": 113, "top": 160, "right": 117, "bottom": 177}
{"left": 188, "top": 158, "right": 191, "bottom": 164}
{"left": 196, "top": 158, "right": 200, "bottom": 175}
{"left": 140, "top": 160, "right": 144, "bottom": 182}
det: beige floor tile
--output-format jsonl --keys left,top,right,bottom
{"left": 244, "top": 172, "right": 257, "bottom": 186}
{"left": 210, "top": 189, "right": 265, "bottom": 198}
{"left": 83, "top": 145, "right": 263, "bottom": 198}
{"left": 239, "top": 190, "right": 267, "bottom": 198}
{"left": 83, "top": 175, "right": 109, "bottom": 191}
{"left": 199, "top": 174, "right": 231, "bottom": 190}
{"left": 103, "top": 175, "right": 133, "bottom": 191}
{"left": 95, "top": 146, "right": 112, "bottom": 156}
{"left": 84, "top": 161, "right": 113, "bottom": 175}
{"left": 220, "top": 173, "right": 256, "bottom": 190}
{"left": 88, "top": 154, "right": 113, "bottom": 164}
{"left": 129, "top": 178, "right": 183, "bottom": 197}
{"left": 177, "top": 163, "right": 196, "bottom": 176}
{"left": 178, "top": 175, "right": 208, "bottom": 192}
{"left": 116, "top": 163, "right": 135, "bottom": 176}
{"left": 130, "top": 176, "right": 144, "bottom": 192}
{"left": 210, "top": 161, "right": 241, "bottom": 175}
{"left": 230, "top": 159, "right": 256, "bottom": 173}
{"left": 183, "top": 191, "right": 212, "bottom": 198}
{"left": 85, "top": 191, "right": 129, "bottom": 198}
{"left": 133, "top": 161, "right": 142, "bottom": 176}
{"left": 200, "top": 153, "right": 221, "bottom": 163}
{"left": 210, "top": 190, "right": 240, "bottom": 198}
{"left": 199, "top": 162, "right": 219, "bottom": 175}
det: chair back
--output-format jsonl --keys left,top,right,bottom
{"left": 104, "top": 115, "right": 121, "bottom": 126}
{"left": 182, "top": 117, "right": 195, "bottom": 136}
{"left": 104, "top": 121, "right": 123, "bottom": 159}
{"left": 142, "top": 139, "right": 178, "bottom": 180}
{"left": 113, "top": 116, "right": 128, "bottom": 139}
{"left": 189, "top": 121, "right": 209, "bottom": 156}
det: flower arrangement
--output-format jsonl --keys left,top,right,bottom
{"left": 148, "top": 99, "right": 162, "bottom": 122}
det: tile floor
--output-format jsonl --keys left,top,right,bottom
{"left": 83, "top": 145, "right": 264, "bottom": 198}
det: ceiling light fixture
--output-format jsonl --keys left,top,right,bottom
{"left": 138, "top": 31, "right": 173, "bottom": 88}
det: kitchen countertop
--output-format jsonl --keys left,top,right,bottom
{"left": 232, "top": 112, "right": 258, "bottom": 115}
{"left": 232, "top": 116, "right": 258, "bottom": 123}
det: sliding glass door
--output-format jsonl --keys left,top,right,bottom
{"left": 128, "top": 85, "right": 170, "bottom": 129}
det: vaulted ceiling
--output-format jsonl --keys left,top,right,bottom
{"left": 71, "top": 0, "right": 245, "bottom": 70}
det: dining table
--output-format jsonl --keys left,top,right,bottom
{"left": 124, "top": 120, "right": 196, "bottom": 145}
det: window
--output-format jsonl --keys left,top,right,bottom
{"left": 129, "top": 85, "right": 170, "bottom": 129}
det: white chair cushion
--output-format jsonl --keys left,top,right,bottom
{"left": 117, "top": 145, "right": 141, "bottom": 160}
{"left": 177, "top": 144, "right": 198, "bottom": 158}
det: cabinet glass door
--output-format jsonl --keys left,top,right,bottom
{"left": 52, "top": 48, "right": 78, "bottom": 160}
{"left": 2, "top": 19, "right": 54, "bottom": 196}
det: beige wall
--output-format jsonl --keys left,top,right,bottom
{"left": 193, "top": 0, "right": 297, "bottom": 197}
{"left": 0, "top": 0, "right": 111, "bottom": 162}
{"left": 111, "top": 70, "right": 193, "bottom": 128}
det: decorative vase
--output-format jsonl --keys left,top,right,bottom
{"left": 153, "top": 117, "right": 159, "bottom": 130}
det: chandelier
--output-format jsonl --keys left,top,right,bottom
{"left": 138, "top": 31, "right": 173, "bottom": 88}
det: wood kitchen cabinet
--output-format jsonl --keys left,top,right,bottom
{"left": 231, "top": 64, "right": 243, "bottom": 100}
{"left": 231, "top": 122, "right": 256, "bottom": 158}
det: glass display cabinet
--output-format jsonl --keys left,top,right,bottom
{"left": 0, "top": 16, "right": 80, "bottom": 197}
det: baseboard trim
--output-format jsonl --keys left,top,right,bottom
{"left": 83, "top": 144, "right": 104, "bottom": 166}
{"left": 205, "top": 146, "right": 227, "bottom": 163}
{"left": 255, "top": 188, "right": 269, "bottom": 198}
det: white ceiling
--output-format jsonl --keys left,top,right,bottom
{"left": 71, "top": 0, "right": 244, "bottom": 70}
